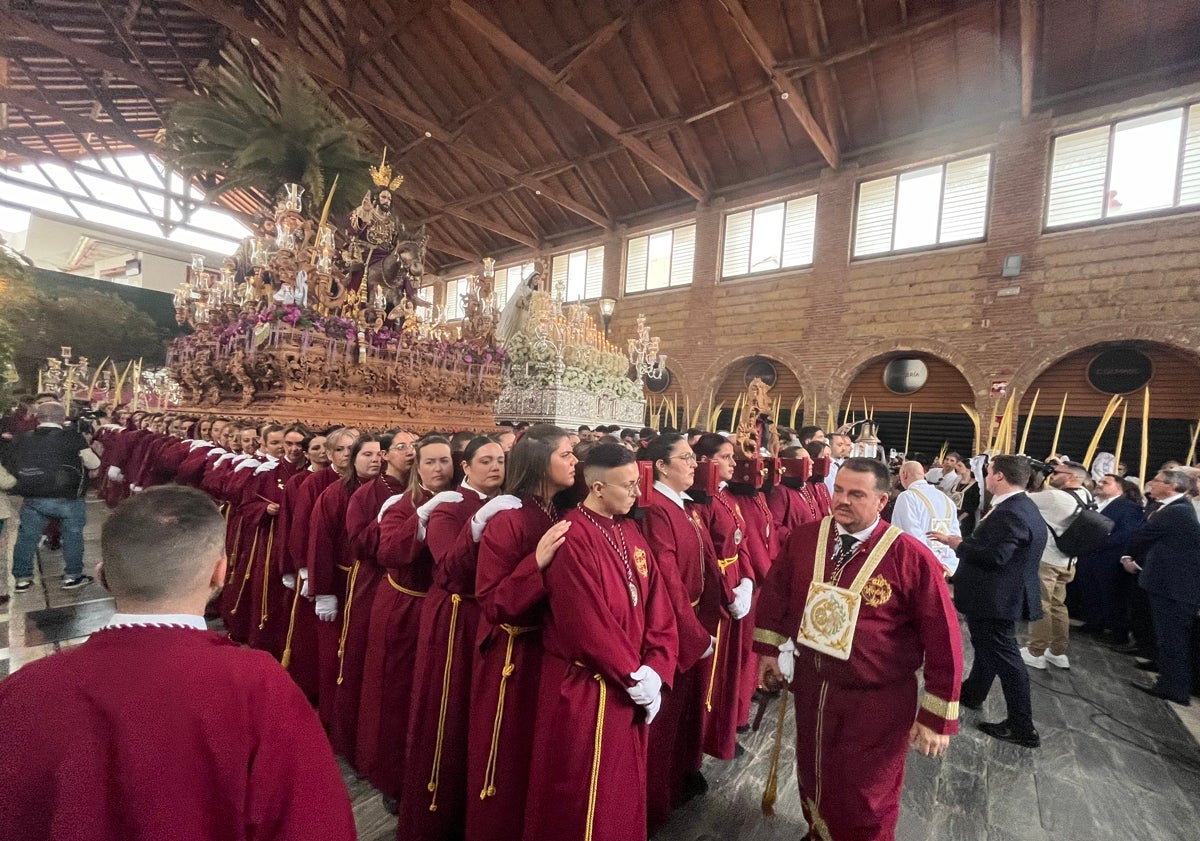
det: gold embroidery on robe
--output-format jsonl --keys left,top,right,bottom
{"left": 861, "top": 575, "right": 893, "bottom": 607}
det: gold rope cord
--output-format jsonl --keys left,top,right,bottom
{"left": 705, "top": 618, "right": 723, "bottom": 712}
{"left": 427, "top": 593, "right": 463, "bottom": 811}
{"left": 479, "top": 624, "right": 535, "bottom": 799}
{"left": 583, "top": 673, "right": 607, "bottom": 841}
{"left": 280, "top": 584, "right": 302, "bottom": 668}
{"left": 258, "top": 523, "right": 275, "bottom": 630}
{"left": 336, "top": 560, "right": 361, "bottom": 685}
{"left": 229, "top": 529, "right": 259, "bottom": 616}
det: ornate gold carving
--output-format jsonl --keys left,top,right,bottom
{"left": 633, "top": 547, "right": 649, "bottom": 579}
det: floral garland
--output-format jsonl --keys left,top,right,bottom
{"left": 502, "top": 330, "right": 641, "bottom": 400}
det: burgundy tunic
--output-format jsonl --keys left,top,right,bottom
{"left": 734, "top": 489, "right": 778, "bottom": 727}
{"left": 242, "top": 458, "right": 305, "bottom": 654}
{"left": 465, "top": 499, "right": 560, "bottom": 841}
{"left": 638, "top": 489, "right": 720, "bottom": 832}
{"left": 398, "top": 487, "right": 489, "bottom": 841}
{"left": 174, "top": 442, "right": 216, "bottom": 488}
{"left": 753, "top": 518, "right": 963, "bottom": 841}
{"left": 218, "top": 457, "right": 264, "bottom": 640}
{"left": 277, "top": 467, "right": 331, "bottom": 700}
{"left": 522, "top": 508, "right": 677, "bottom": 841}
{"left": 357, "top": 490, "right": 433, "bottom": 797}
{"left": 0, "top": 625, "right": 354, "bottom": 841}
{"left": 767, "top": 480, "right": 823, "bottom": 548}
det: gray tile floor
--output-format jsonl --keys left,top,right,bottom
{"left": 3, "top": 497, "right": 1200, "bottom": 840}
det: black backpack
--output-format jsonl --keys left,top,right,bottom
{"left": 1047, "top": 490, "right": 1114, "bottom": 558}
{"left": 6, "top": 428, "right": 86, "bottom": 499}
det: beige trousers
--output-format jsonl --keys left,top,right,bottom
{"left": 1028, "top": 561, "right": 1076, "bottom": 656}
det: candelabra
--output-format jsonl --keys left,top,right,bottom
{"left": 37, "top": 348, "right": 91, "bottom": 403}
{"left": 627, "top": 313, "right": 667, "bottom": 380}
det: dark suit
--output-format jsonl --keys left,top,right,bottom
{"left": 1074, "top": 497, "right": 1145, "bottom": 637}
{"left": 1125, "top": 497, "right": 1200, "bottom": 701}
{"left": 953, "top": 492, "right": 1048, "bottom": 732}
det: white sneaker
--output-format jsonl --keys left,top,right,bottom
{"left": 1044, "top": 651, "right": 1070, "bottom": 669}
{"left": 1020, "top": 647, "right": 1047, "bottom": 669}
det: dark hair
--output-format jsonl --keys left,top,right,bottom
{"left": 798, "top": 425, "right": 823, "bottom": 443}
{"left": 1117, "top": 476, "right": 1144, "bottom": 504}
{"left": 503, "top": 424, "right": 570, "bottom": 497}
{"left": 578, "top": 425, "right": 591, "bottom": 432}
{"left": 283, "top": 422, "right": 310, "bottom": 438}
{"left": 101, "top": 486, "right": 226, "bottom": 602}
{"left": 641, "top": 432, "right": 686, "bottom": 480}
{"left": 462, "top": 435, "right": 500, "bottom": 465}
{"left": 344, "top": 434, "right": 385, "bottom": 486}
{"left": 685, "top": 427, "right": 702, "bottom": 437}
{"left": 780, "top": 445, "right": 805, "bottom": 459}
{"left": 909, "top": 452, "right": 935, "bottom": 470}
{"left": 450, "top": 430, "right": 476, "bottom": 451}
{"left": 803, "top": 441, "right": 827, "bottom": 461}
{"left": 585, "top": 442, "right": 637, "bottom": 470}
{"left": 693, "top": 432, "right": 732, "bottom": 460}
{"left": 839, "top": 457, "right": 891, "bottom": 493}
{"left": 989, "top": 454, "right": 1032, "bottom": 488}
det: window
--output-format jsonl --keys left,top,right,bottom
{"left": 551, "top": 246, "right": 604, "bottom": 301}
{"left": 852, "top": 153, "right": 992, "bottom": 258}
{"left": 625, "top": 223, "right": 695, "bottom": 293}
{"left": 494, "top": 262, "right": 536, "bottom": 304}
{"left": 1046, "top": 103, "right": 1200, "bottom": 228}
{"left": 443, "top": 278, "right": 464, "bottom": 321}
{"left": 721, "top": 195, "right": 816, "bottom": 278}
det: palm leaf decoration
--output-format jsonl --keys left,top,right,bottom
{"left": 164, "top": 62, "right": 374, "bottom": 218}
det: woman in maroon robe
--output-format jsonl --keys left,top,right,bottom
{"left": 399, "top": 436, "right": 507, "bottom": 841}
{"left": 690, "top": 433, "right": 756, "bottom": 761}
{"left": 307, "top": 433, "right": 378, "bottom": 737}
{"left": 333, "top": 430, "right": 415, "bottom": 769}
{"left": 766, "top": 446, "right": 822, "bottom": 547}
{"left": 637, "top": 433, "right": 720, "bottom": 832}
{"left": 358, "top": 436, "right": 454, "bottom": 800}
{"left": 465, "top": 425, "right": 577, "bottom": 841}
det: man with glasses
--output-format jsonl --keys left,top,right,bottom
{"left": 523, "top": 442, "right": 677, "bottom": 841}
{"left": 1022, "top": 461, "right": 1094, "bottom": 670}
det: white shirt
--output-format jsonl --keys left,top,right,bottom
{"left": 892, "top": 479, "right": 962, "bottom": 573}
{"left": 653, "top": 480, "right": 692, "bottom": 511}
{"left": 104, "top": 612, "right": 208, "bottom": 631}
{"left": 823, "top": 459, "right": 844, "bottom": 495}
{"left": 1095, "top": 495, "right": 1116, "bottom": 513}
{"left": 834, "top": 517, "right": 880, "bottom": 544}
{"left": 461, "top": 480, "right": 489, "bottom": 500}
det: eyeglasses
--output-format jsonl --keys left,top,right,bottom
{"left": 390, "top": 443, "right": 410, "bottom": 451}
{"left": 667, "top": 453, "right": 697, "bottom": 463}
{"left": 604, "top": 479, "right": 641, "bottom": 493}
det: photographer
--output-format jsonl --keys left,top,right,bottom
{"left": 1022, "top": 461, "right": 1094, "bottom": 670}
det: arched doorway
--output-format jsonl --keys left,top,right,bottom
{"left": 708, "top": 355, "right": 806, "bottom": 432}
{"left": 1020, "top": 341, "right": 1200, "bottom": 476}
{"left": 839, "top": 353, "right": 976, "bottom": 459}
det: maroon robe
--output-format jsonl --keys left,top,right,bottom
{"left": 219, "top": 457, "right": 265, "bottom": 641}
{"left": 0, "top": 625, "right": 354, "bottom": 841}
{"left": 522, "top": 508, "right": 677, "bottom": 841}
{"left": 307, "top": 476, "right": 362, "bottom": 734}
{"left": 244, "top": 458, "right": 305, "bottom": 653}
{"left": 175, "top": 442, "right": 216, "bottom": 488}
{"left": 638, "top": 487, "right": 721, "bottom": 832}
{"left": 767, "top": 480, "right": 823, "bottom": 548}
{"left": 334, "top": 473, "right": 405, "bottom": 768}
{"left": 398, "top": 486, "right": 489, "bottom": 840}
{"left": 465, "top": 499, "right": 560, "bottom": 841}
{"left": 753, "top": 518, "right": 963, "bottom": 841}
{"left": 735, "top": 489, "right": 778, "bottom": 727}
{"left": 357, "top": 490, "right": 432, "bottom": 797}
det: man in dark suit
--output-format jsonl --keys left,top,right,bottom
{"left": 1075, "top": 474, "right": 1146, "bottom": 643}
{"left": 1124, "top": 468, "right": 1200, "bottom": 706}
{"left": 932, "top": 455, "right": 1047, "bottom": 748}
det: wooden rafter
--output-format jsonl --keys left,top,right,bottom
{"left": 173, "top": 0, "right": 611, "bottom": 230}
{"left": 1019, "top": 0, "right": 1039, "bottom": 118}
{"left": 713, "top": 0, "right": 838, "bottom": 168}
{"left": 446, "top": 0, "right": 706, "bottom": 201}
{"left": 0, "top": 89, "right": 158, "bottom": 157}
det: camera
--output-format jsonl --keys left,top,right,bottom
{"left": 1026, "top": 457, "right": 1059, "bottom": 477}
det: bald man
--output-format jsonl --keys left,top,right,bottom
{"left": 0, "top": 487, "right": 354, "bottom": 841}
{"left": 890, "top": 461, "right": 962, "bottom": 575}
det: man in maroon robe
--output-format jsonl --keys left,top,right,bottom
{"left": 0, "top": 486, "right": 354, "bottom": 841}
{"left": 755, "top": 458, "right": 962, "bottom": 841}
{"left": 523, "top": 444, "right": 677, "bottom": 841}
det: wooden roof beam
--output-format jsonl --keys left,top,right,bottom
{"left": 714, "top": 0, "right": 838, "bottom": 169}
{"left": 1019, "top": 0, "right": 1038, "bottom": 118}
{"left": 0, "top": 9, "right": 198, "bottom": 102}
{"left": 447, "top": 0, "right": 705, "bottom": 201}
{"left": 175, "top": 0, "right": 610, "bottom": 230}
{"left": 0, "top": 89, "right": 159, "bottom": 156}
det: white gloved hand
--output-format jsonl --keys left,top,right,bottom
{"left": 702, "top": 635, "right": 717, "bottom": 659}
{"left": 282, "top": 574, "right": 296, "bottom": 591}
{"left": 644, "top": 691, "right": 662, "bottom": 724}
{"left": 471, "top": 494, "right": 523, "bottom": 541}
{"left": 417, "top": 491, "right": 465, "bottom": 524}
{"left": 314, "top": 594, "right": 337, "bottom": 621}
{"left": 626, "top": 665, "right": 663, "bottom": 707}
{"left": 106, "top": 465, "right": 125, "bottom": 483}
{"left": 728, "top": 577, "right": 753, "bottom": 620}
{"left": 298, "top": 568, "right": 309, "bottom": 598}
{"left": 130, "top": 484, "right": 144, "bottom": 494}
{"left": 777, "top": 639, "right": 796, "bottom": 684}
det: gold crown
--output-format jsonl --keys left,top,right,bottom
{"left": 370, "top": 149, "right": 405, "bottom": 191}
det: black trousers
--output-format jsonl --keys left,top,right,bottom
{"left": 963, "top": 617, "right": 1034, "bottom": 732}
{"left": 1147, "top": 593, "right": 1196, "bottom": 701}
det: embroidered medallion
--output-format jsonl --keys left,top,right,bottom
{"left": 861, "top": 575, "right": 893, "bottom": 607}
{"left": 633, "top": 547, "right": 649, "bottom": 578}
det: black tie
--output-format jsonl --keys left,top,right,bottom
{"left": 834, "top": 534, "right": 858, "bottom": 565}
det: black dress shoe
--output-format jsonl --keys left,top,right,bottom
{"left": 681, "top": 770, "right": 709, "bottom": 802}
{"left": 1108, "top": 641, "right": 1142, "bottom": 654}
{"left": 978, "top": 720, "right": 1040, "bottom": 748}
{"left": 959, "top": 682, "right": 985, "bottom": 711}
{"left": 1135, "top": 660, "right": 1160, "bottom": 672}
{"left": 1129, "top": 681, "right": 1191, "bottom": 705}
{"left": 737, "top": 724, "right": 751, "bottom": 735}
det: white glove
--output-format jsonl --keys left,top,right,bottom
{"left": 131, "top": 484, "right": 144, "bottom": 494}
{"left": 471, "top": 494, "right": 523, "bottom": 541}
{"left": 702, "top": 635, "right": 717, "bottom": 659}
{"left": 416, "top": 491, "right": 465, "bottom": 540}
{"left": 644, "top": 691, "right": 662, "bottom": 724}
{"left": 282, "top": 574, "right": 296, "bottom": 591}
{"left": 778, "top": 639, "right": 796, "bottom": 684}
{"left": 298, "top": 568, "right": 310, "bottom": 598}
{"left": 626, "top": 665, "right": 663, "bottom": 707}
{"left": 314, "top": 594, "right": 337, "bottom": 621}
{"left": 107, "top": 466, "right": 125, "bottom": 483}
{"left": 728, "top": 577, "right": 753, "bottom": 620}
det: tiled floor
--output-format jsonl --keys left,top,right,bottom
{"left": 3, "top": 498, "right": 1200, "bottom": 840}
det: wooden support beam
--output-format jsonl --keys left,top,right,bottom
{"left": 0, "top": 89, "right": 159, "bottom": 156}
{"left": 714, "top": 0, "right": 839, "bottom": 168}
{"left": 0, "top": 9, "right": 197, "bottom": 101}
{"left": 405, "top": 182, "right": 539, "bottom": 248}
{"left": 174, "top": 0, "right": 611, "bottom": 229}
{"left": 1019, "top": 0, "right": 1038, "bottom": 118}
{"left": 359, "top": 0, "right": 434, "bottom": 68}
{"left": 447, "top": 0, "right": 706, "bottom": 200}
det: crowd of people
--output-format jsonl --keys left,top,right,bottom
{"left": 1, "top": 401, "right": 1198, "bottom": 841}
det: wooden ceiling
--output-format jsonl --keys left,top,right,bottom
{"left": 2, "top": 0, "right": 1199, "bottom": 273}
